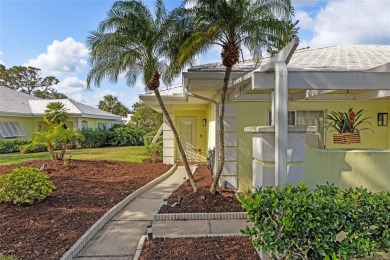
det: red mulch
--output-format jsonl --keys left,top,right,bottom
{"left": 0, "top": 159, "right": 171, "bottom": 260}
{"left": 139, "top": 236, "right": 260, "bottom": 260}
{"left": 158, "top": 164, "right": 244, "bottom": 213}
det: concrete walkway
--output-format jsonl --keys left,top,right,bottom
{"left": 75, "top": 166, "right": 247, "bottom": 260}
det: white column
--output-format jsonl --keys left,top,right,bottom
{"left": 274, "top": 61, "right": 288, "bottom": 188}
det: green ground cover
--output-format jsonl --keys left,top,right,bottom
{"left": 0, "top": 146, "right": 148, "bottom": 166}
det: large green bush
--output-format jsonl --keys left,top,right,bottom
{"left": 108, "top": 124, "right": 147, "bottom": 146}
{"left": 238, "top": 183, "right": 390, "bottom": 260}
{"left": 0, "top": 167, "right": 56, "bottom": 204}
{"left": 0, "top": 140, "right": 48, "bottom": 154}
{"left": 77, "top": 127, "right": 112, "bottom": 148}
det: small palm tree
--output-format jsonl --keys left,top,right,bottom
{"left": 44, "top": 102, "right": 69, "bottom": 126}
{"left": 86, "top": 0, "right": 198, "bottom": 192}
{"left": 179, "top": 0, "right": 296, "bottom": 194}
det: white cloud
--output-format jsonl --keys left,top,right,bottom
{"left": 292, "top": 0, "right": 323, "bottom": 7}
{"left": 295, "top": 11, "right": 314, "bottom": 30}
{"left": 310, "top": 0, "right": 390, "bottom": 47}
{"left": 24, "top": 37, "right": 88, "bottom": 74}
{"left": 52, "top": 76, "right": 93, "bottom": 104}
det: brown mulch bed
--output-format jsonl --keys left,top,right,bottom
{"left": 139, "top": 236, "right": 260, "bottom": 260}
{"left": 158, "top": 164, "right": 244, "bottom": 213}
{"left": 0, "top": 159, "right": 171, "bottom": 260}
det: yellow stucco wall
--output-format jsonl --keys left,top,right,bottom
{"left": 304, "top": 146, "right": 390, "bottom": 192}
{"left": 0, "top": 115, "right": 119, "bottom": 141}
{"left": 171, "top": 100, "right": 389, "bottom": 190}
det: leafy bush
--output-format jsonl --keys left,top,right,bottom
{"left": 0, "top": 140, "right": 31, "bottom": 154}
{"left": 77, "top": 127, "right": 112, "bottom": 148}
{"left": 0, "top": 140, "right": 50, "bottom": 154}
{"left": 146, "top": 142, "right": 163, "bottom": 162}
{"left": 108, "top": 124, "right": 147, "bottom": 146}
{"left": 19, "top": 142, "right": 47, "bottom": 154}
{"left": 0, "top": 167, "right": 56, "bottom": 204}
{"left": 0, "top": 254, "right": 17, "bottom": 260}
{"left": 238, "top": 183, "right": 390, "bottom": 260}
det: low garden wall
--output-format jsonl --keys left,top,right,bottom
{"left": 304, "top": 146, "right": 390, "bottom": 192}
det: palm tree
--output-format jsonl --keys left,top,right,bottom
{"left": 98, "top": 95, "right": 131, "bottom": 116}
{"left": 44, "top": 102, "right": 69, "bottom": 126}
{"left": 98, "top": 95, "right": 118, "bottom": 113}
{"left": 86, "top": 0, "right": 198, "bottom": 192}
{"left": 179, "top": 0, "right": 296, "bottom": 194}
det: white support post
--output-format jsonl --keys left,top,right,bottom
{"left": 151, "top": 124, "right": 163, "bottom": 144}
{"left": 274, "top": 61, "right": 288, "bottom": 188}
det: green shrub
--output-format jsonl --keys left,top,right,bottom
{"left": 146, "top": 142, "right": 163, "bottom": 162}
{"left": 238, "top": 183, "right": 390, "bottom": 260}
{"left": 0, "top": 254, "right": 17, "bottom": 260}
{"left": 0, "top": 140, "right": 29, "bottom": 154}
{"left": 19, "top": 142, "right": 47, "bottom": 154}
{"left": 0, "top": 167, "right": 56, "bottom": 204}
{"left": 77, "top": 127, "right": 112, "bottom": 148}
{"left": 0, "top": 140, "right": 47, "bottom": 154}
{"left": 109, "top": 124, "right": 147, "bottom": 146}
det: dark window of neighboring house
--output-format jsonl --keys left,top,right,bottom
{"left": 0, "top": 121, "right": 27, "bottom": 138}
{"left": 268, "top": 110, "right": 296, "bottom": 126}
{"left": 81, "top": 120, "right": 88, "bottom": 129}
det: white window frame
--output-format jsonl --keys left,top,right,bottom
{"left": 81, "top": 120, "right": 89, "bottom": 129}
{"left": 0, "top": 121, "right": 27, "bottom": 138}
{"left": 268, "top": 110, "right": 297, "bottom": 126}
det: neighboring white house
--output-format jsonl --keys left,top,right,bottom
{"left": 0, "top": 86, "right": 122, "bottom": 139}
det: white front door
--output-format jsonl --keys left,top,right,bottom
{"left": 176, "top": 117, "right": 196, "bottom": 160}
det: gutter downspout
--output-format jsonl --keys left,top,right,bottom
{"left": 273, "top": 61, "right": 288, "bottom": 188}
{"left": 186, "top": 90, "right": 219, "bottom": 175}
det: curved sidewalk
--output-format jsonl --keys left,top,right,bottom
{"left": 71, "top": 165, "right": 246, "bottom": 260}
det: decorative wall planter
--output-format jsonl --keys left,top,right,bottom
{"left": 333, "top": 133, "right": 361, "bottom": 144}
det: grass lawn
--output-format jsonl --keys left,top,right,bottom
{"left": 0, "top": 146, "right": 148, "bottom": 166}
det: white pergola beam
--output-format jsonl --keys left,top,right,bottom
{"left": 252, "top": 71, "right": 390, "bottom": 90}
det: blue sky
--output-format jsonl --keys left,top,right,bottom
{"left": 1, "top": 0, "right": 390, "bottom": 109}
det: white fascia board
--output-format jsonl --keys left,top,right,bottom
{"left": 253, "top": 71, "right": 390, "bottom": 90}
{"left": 355, "top": 90, "right": 390, "bottom": 100}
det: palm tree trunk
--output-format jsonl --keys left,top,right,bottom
{"left": 153, "top": 88, "right": 198, "bottom": 192}
{"left": 59, "top": 142, "right": 67, "bottom": 160}
{"left": 210, "top": 66, "right": 232, "bottom": 194}
{"left": 47, "top": 144, "right": 57, "bottom": 160}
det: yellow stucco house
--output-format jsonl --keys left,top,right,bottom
{"left": 140, "top": 40, "right": 390, "bottom": 192}
{"left": 0, "top": 86, "right": 122, "bottom": 140}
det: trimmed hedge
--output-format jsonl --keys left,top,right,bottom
{"left": 0, "top": 140, "right": 46, "bottom": 154}
{"left": 238, "top": 183, "right": 390, "bottom": 259}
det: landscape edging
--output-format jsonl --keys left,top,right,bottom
{"left": 60, "top": 164, "right": 178, "bottom": 260}
{"left": 133, "top": 233, "right": 246, "bottom": 260}
{"left": 153, "top": 211, "right": 248, "bottom": 220}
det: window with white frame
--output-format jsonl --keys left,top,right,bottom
{"left": 81, "top": 120, "right": 89, "bottom": 129}
{"left": 0, "top": 121, "right": 27, "bottom": 138}
{"left": 268, "top": 110, "right": 296, "bottom": 126}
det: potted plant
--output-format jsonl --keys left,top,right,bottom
{"left": 326, "top": 107, "right": 371, "bottom": 144}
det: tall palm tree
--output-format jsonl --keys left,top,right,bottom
{"left": 179, "top": 0, "right": 296, "bottom": 194}
{"left": 98, "top": 95, "right": 118, "bottom": 113}
{"left": 44, "top": 102, "right": 69, "bottom": 126}
{"left": 86, "top": 0, "right": 198, "bottom": 192}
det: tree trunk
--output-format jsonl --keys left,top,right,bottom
{"left": 153, "top": 88, "right": 198, "bottom": 192}
{"left": 210, "top": 66, "right": 232, "bottom": 194}
{"left": 47, "top": 144, "right": 57, "bottom": 160}
{"left": 59, "top": 142, "right": 68, "bottom": 160}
